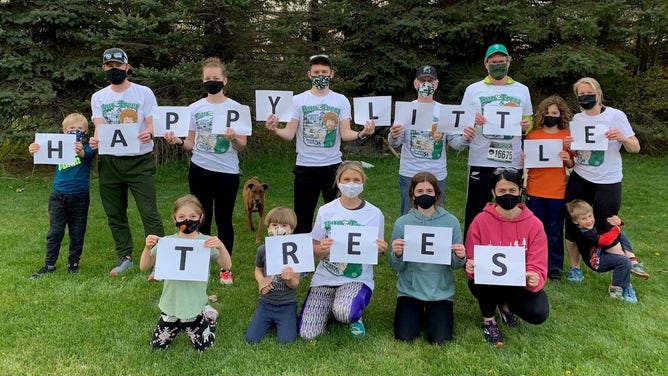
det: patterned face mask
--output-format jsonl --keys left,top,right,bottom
{"left": 338, "top": 182, "right": 364, "bottom": 198}
{"left": 311, "top": 75, "right": 331, "bottom": 90}
{"left": 268, "top": 226, "right": 289, "bottom": 236}
{"left": 417, "top": 82, "right": 435, "bottom": 98}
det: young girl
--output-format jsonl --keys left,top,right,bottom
{"left": 465, "top": 168, "right": 549, "bottom": 347}
{"left": 164, "top": 57, "right": 245, "bottom": 285}
{"left": 139, "top": 194, "right": 231, "bottom": 352}
{"left": 245, "top": 207, "right": 300, "bottom": 344}
{"left": 390, "top": 172, "right": 466, "bottom": 344}
{"left": 298, "top": 161, "right": 388, "bottom": 339}
{"left": 524, "top": 95, "right": 573, "bottom": 281}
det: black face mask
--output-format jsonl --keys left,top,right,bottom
{"left": 577, "top": 94, "right": 597, "bottom": 110}
{"left": 203, "top": 80, "right": 224, "bottom": 95}
{"left": 175, "top": 219, "right": 201, "bottom": 234}
{"left": 105, "top": 68, "right": 127, "bottom": 85}
{"left": 414, "top": 194, "right": 436, "bottom": 209}
{"left": 495, "top": 194, "right": 521, "bottom": 211}
{"left": 543, "top": 116, "right": 560, "bottom": 128}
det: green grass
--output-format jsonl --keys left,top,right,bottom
{"left": 1, "top": 149, "right": 666, "bottom": 376}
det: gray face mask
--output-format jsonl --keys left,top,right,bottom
{"left": 488, "top": 63, "right": 508, "bottom": 80}
{"left": 338, "top": 182, "right": 363, "bottom": 198}
{"left": 311, "top": 75, "right": 331, "bottom": 90}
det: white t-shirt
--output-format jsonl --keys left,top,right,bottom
{"left": 310, "top": 198, "right": 385, "bottom": 290}
{"left": 91, "top": 82, "right": 157, "bottom": 156}
{"left": 460, "top": 78, "right": 532, "bottom": 168}
{"left": 571, "top": 107, "right": 634, "bottom": 184}
{"left": 291, "top": 90, "right": 352, "bottom": 167}
{"left": 188, "top": 97, "right": 241, "bottom": 174}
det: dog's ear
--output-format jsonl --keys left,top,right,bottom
{"left": 262, "top": 183, "right": 269, "bottom": 190}
{"left": 247, "top": 183, "right": 255, "bottom": 190}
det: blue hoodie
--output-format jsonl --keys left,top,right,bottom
{"left": 390, "top": 207, "right": 465, "bottom": 301}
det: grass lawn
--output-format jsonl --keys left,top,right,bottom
{"left": 0, "top": 148, "right": 666, "bottom": 376}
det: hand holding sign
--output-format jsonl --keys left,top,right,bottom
{"left": 265, "top": 234, "right": 315, "bottom": 276}
{"left": 402, "top": 225, "right": 453, "bottom": 265}
{"left": 482, "top": 105, "right": 522, "bottom": 136}
{"left": 255, "top": 90, "right": 293, "bottom": 122}
{"left": 353, "top": 96, "right": 391, "bottom": 126}
{"left": 569, "top": 119, "right": 609, "bottom": 150}
{"left": 212, "top": 103, "right": 253, "bottom": 136}
{"left": 523, "top": 139, "right": 564, "bottom": 168}
{"left": 473, "top": 245, "right": 526, "bottom": 286}
{"left": 33, "top": 133, "right": 76, "bottom": 165}
{"left": 97, "top": 123, "right": 141, "bottom": 156}
{"left": 152, "top": 106, "right": 190, "bottom": 137}
{"left": 329, "top": 225, "right": 380, "bottom": 265}
{"left": 154, "top": 237, "right": 209, "bottom": 281}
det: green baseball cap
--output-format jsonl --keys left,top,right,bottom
{"left": 485, "top": 44, "right": 509, "bottom": 60}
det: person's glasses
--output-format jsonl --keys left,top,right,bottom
{"left": 493, "top": 167, "right": 518, "bottom": 176}
{"left": 104, "top": 52, "right": 125, "bottom": 60}
{"left": 488, "top": 59, "right": 508, "bottom": 65}
{"left": 309, "top": 54, "right": 330, "bottom": 61}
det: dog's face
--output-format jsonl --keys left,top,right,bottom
{"left": 246, "top": 181, "right": 269, "bottom": 209}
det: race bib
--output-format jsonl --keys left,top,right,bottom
{"left": 487, "top": 141, "right": 513, "bottom": 163}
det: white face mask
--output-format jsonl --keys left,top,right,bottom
{"left": 268, "top": 226, "right": 289, "bottom": 236}
{"left": 338, "top": 182, "right": 364, "bottom": 199}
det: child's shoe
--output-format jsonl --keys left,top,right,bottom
{"left": 482, "top": 321, "right": 504, "bottom": 347}
{"left": 203, "top": 305, "right": 219, "bottom": 323}
{"left": 219, "top": 270, "right": 233, "bottom": 285}
{"left": 623, "top": 285, "right": 638, "bottom": 304}
{"left": 68, "top": 263, "right": 79, "bottom": 274}
{"left": 608, "top": 285, "right": 623, "bottom": 300}
{"left": 499, "top": 306, "right": 519, "bottom": 328}
{"left": 630, "top": 263, "right": 649, "bottom": 279}
{"left": 31, "top": 265, "right": 56, "bottom": 279}
{"left": 349, "top": 319, "right": 365, "bottom": 337}
{"left": 566, "top": 267, "right": 584, "bottom": 283}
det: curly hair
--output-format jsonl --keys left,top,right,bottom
{"left": 532, "top": 94, "right": 572, "bottom": 131}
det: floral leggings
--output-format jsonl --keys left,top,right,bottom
{"left": 150, "top": 311, "right": 217, "bottom": 352}
{"left": 298, "top": 282, "right": 372, "bottom": 339}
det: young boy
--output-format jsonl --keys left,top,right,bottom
{"left": 29, "top": 113, "right": 95, "bottom": 278}
{"left": 245, "top": 207, "right": 300, "bottom": 344}
{"left": 565, "top": 199, "right": 637, "bottom": 303}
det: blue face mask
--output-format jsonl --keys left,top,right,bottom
{"left": 67, "top": 130, "right": 85, "bottom": 142}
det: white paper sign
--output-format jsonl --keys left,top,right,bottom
{"left": 482, "top": 105, "right": 522, "bottom": 136}
{"left": 394, "top": 101, "right": 434, "bottom": 131}
{"left": 402, "top": 225, "right": 453, "bottom": 265}
{"left": 473, "top": 245, "right": 526, "bottom": 286}
{"left": 212, "top": 103, "right": 253, "bottom": 135}
{"left": 438, "top": 105, "right": 476, "bottom": 134}
{"left": 33, "top": 134, "right": 76, "bottom": 165}
{"left": 97, "top": 123, "right": 141, "bottom": 156}
{"left": 569, "top": 119, "right": 609, "bottom": 151}
{"left": 154, "top": 238, "right": 209, "bottom": 281}
{"left": 353, "top": 96, "right": 392, "bottom": 126}
{"left": 255, "top": 90, "right": 293, "bottom": 122}
{"left": 152, "top": 106, "right": 191, "bottom": 137}
{"left": 523, "top": 139, "right": 564, "bottom": 168}
{"left": 264, "top": 234, "right": 316, "bottom": 276}
{"left": 329, "top": 225, "right": 379, "bottom": 265}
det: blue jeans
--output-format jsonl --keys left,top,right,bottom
{"left": 526, "top": 196, "right": 565, "bottom": 273}
{"left": 399, "top": 174, "right": 446, "bottom": 215}
{"left": 245, "top": 300, "right": 297, "bottom": 344}
{"left": 596, "top": 251, "right": 632, "bottom": 288}
{"left": 45, "top": 191, "right": 89, "bottom": 266}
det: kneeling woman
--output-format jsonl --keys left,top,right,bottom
{"left": 390, "top": 172, "right": 466, "bottom": 345}
{"left": 298, "top": 161, "right": 388, "bottom": 339}
{"left": 465, "top": 167, "right": 549, "bottom": 347}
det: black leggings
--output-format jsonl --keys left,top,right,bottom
{"left": 467, "top": 280, "right": 549, "bottom": 325}
{"left": 394, "top": 296, "right": 454, "bottom": 344}
{"left": 292, "top": 164, "right": 339, "bottom": 234}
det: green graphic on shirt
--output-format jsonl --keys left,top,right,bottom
{"left": 301, "top": 105, "right": 341, "bottom": 148}
{"left": 214, "top": 137, "right": 230, "bottom": 153}
{"left": 321, "top": 218, "right": 364, "bottom": 278}
{"left": 575, "top": 150, "right": 605, "bottom": 166}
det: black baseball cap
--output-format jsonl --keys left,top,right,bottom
{"left": 102, "top": 48, "right": 128, "bottom": 64}
{"left": 309, "top": 54, "right": 332, "bottom": 68}
{"left": 415, "top": 65, "right": 438, "bottom": 80}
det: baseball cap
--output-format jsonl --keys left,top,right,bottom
{"left": 415, "top": 65, "right": 438, "bottom": 80}
{"left": 102, "top": 48, "right": 128, "bottom": 64}
{"left": 485, "top": 44, "right": 509, "bottom": 60}
{"left": 309, "top": 54, "right": 332, "bottom": 67}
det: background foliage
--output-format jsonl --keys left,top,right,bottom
{"left": 1, "top": 0, "right": 667, "bottom": 158}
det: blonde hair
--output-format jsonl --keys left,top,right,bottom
{"left": 172, "top": 194, "right": 205, "bottom": 219}
{"left": 532, "top": 95, "right": 572, "bottom": 131}
{"left": 565, "top": 199, "right": 593, "bottom": 222}
{"left": 573, "top": 77, "right": 604, "bottom": 107}
{"left": 202, "top": 57, "right": 227, "bottom": 78}
{"left": 264, "top": 207, "right": 297, "bottom": 229}
{"left": 62, "top": 113, "right": 88, "bottom": 131}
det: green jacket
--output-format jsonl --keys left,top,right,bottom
{"left": 389, "top": 207, "right": 465, "bottom": 301}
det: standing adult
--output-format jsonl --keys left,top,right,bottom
{"left": 265, "top": 54, "right": 375, "bottom": 234}
{"left": 460, "top": 44, "right": 533, "bottom": 238}
{"left": 465, "top": 168, "right": 549, "bottom": 347}
{"left": 388, "top": 65, "right": 473, "bottom": 215}
{"left": 164, "top": 57, "right": 245, "bottom": 284}
{"left": 563, "top": 77, "right": 648, "bottom": 282}
{"left": 89, "top": 47, "right": 164, "bottom": 276}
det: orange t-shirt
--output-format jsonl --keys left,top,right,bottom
{"left": 525, "top": 128, "right": 571, "bottom": 199}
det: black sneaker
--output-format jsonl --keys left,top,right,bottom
{"left": 499, "top": 307, "right": 519, "bottom": 328}
{"left": 31, "top": 265, "right": 56, "bottom": 279}
{"left": 482, "top": 321, "right": 504, "bottom": 347}
{"left": 68, "top": 263, "right": 79, "bottom": 274}
{"left": 548, "top": 270, "right": 561, "bottom": 281}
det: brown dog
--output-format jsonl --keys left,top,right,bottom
{"left": 242, "top": 176, "right": 269, "bottom": 242}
